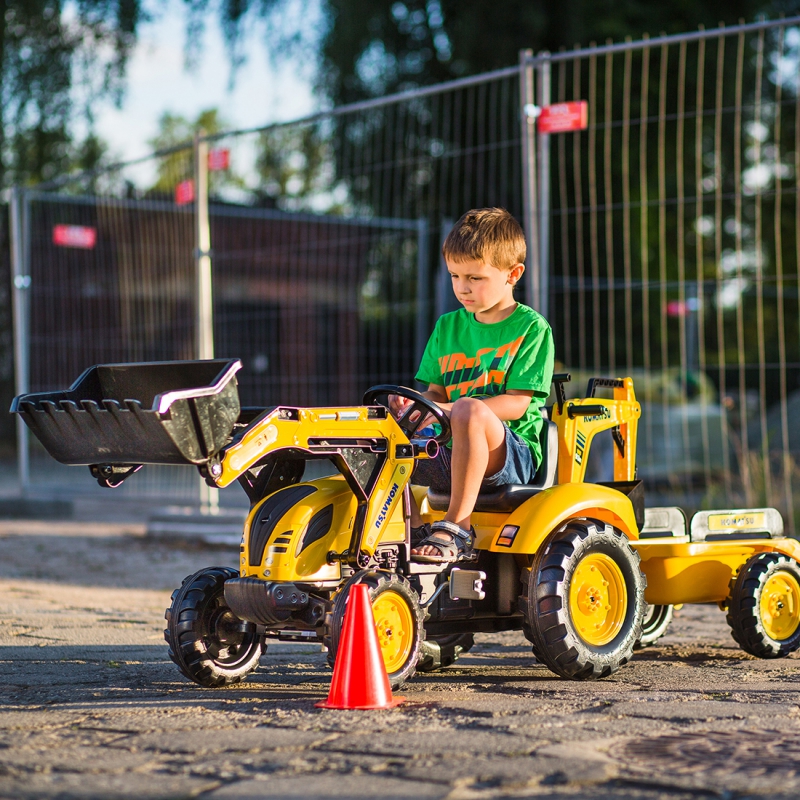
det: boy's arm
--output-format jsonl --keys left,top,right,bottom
{"left": 422, "top": 385, "right": 533, "bottom": 422}
{"left": 473, "top": 390, "right": 533, "bottom": 421}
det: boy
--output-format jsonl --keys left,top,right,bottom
{"left": 392, "top": 208, "right": 554, "bottom": 564}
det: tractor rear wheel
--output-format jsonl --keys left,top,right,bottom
{"left": 324, "top": 571, "right": 423, "bottom": 690}
{"left": 519, "top": 567, "right": 547, "bottom": 663}
{"left": 726, "top": 553, "right": 800, "bottom": 658}
{"left": 524, "top": 519, "right": 645, "bottom": 680}
{"left": 165, "top": 567, "right": 264, "bottom": 687}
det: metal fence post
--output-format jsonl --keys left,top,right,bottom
{"left": 536, "top": 53, "right": 552, "bottom": 322}
{"left": 194, "top": 131, "right": 218, "bottom": 512}
{"left": 415, "top": 218, "right": 430, "bottom": 366}
{"left": 9, "top": 187, "right": 30, "bottom": 494}
{"left": 519, "top": 49, "right": 540, "bottom": 312}
{"left": 195, "top": 130, "right": 214, "bottom": 361}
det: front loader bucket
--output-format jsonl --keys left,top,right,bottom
{"left": 11, "top": 359, "right": 242, "bottom": 466}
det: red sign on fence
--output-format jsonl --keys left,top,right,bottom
{"left": 537, "top": 101, "right": 589, "bottom": 133}
{"left": 208, "top": 148, "right": 230, "bottom": 171}
{"left": 175, "top": 179, "right": 195, "bottom": 205}
{"left": 666, "top": 298, "right": 700, "bottom": 317}
{"left": 52, "top": 224, "right": 97, "bottom": 249}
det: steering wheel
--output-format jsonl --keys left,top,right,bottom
{"left": 363, "top": 385, "right": 451, "bottom": 445}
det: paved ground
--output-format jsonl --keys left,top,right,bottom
{"left": 2, "top": 520, "right": 800, "bottom": 800}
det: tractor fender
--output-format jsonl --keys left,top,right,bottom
{"left": 489, "top": 483, "right": 640, "bottom": 555}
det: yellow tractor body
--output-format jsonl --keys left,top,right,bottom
{"left": 13, "top": 360, "right": 800, "bottom": 685}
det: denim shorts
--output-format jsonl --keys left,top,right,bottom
{"left": 411, "top": 424, "right": 537, "bottom": 493}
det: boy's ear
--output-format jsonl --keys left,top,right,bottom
{"left": 507, "top": 263, "right": 525, "bottom": 286}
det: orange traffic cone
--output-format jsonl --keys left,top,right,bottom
{"left": 316, "top": 583, "right": 405, "bottom": 709}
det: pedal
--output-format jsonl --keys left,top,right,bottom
{"left": 449, "top": 568, "right": 486, "bottom": 601}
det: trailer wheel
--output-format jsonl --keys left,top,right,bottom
{"left": 417, "top": 633, "right": 475, "bottom": 672}
{"left": 726, "top": 553, "right": 800, "bottom": 658}
{"left": 324, "top": 571, "right": 423, "bottom": 690}
{"left": 165, "top": 567, "right": 264, "bottom": 687}
{"left": 634, "top": 604, "right": 674, "bottom": 649}
{"left": 524, "top": 519, "right": 646, "bottom": 680}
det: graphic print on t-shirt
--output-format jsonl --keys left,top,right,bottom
{"left": 437, "top": 335, "right": 525, "bottom": 400}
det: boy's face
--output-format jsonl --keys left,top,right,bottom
{"left": 446, "top": 257, "right": 524, "bottom": 321}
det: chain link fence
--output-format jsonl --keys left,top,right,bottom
{"left": 10, "top": 66, "right": 523, "bottom": 502}
{"left": 529, "top": 18, "right": 800, "bottom": 530}
{"left": 7, "top": 17, "right": 800, "bottom": 525}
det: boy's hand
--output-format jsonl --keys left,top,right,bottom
{"left": 389, "top": 394, "right": 437, "bottom": 430}
{"left": 389, "top": 385, "right": 450, "bottom": 429}
{"left": 388, "top": 394, "right": 414, "bottom": 418}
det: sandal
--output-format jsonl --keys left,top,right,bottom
{"left": 411, "top": 520, "right": 476, "bottom": 564}
{"left": 410, "top": 523, "right": 431, "bottom": 548}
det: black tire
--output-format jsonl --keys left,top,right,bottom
{"left": 524, "top": 519, "right": 646, "bottom": 680}
{"left": 519, "top": 566, "right": 547, "bottom": 663}
{"left": 417, "top": 633, "right": 475, "bottom": 672}
{"left": 634, "top": 604, "right": 674, "bottom": 649}
{"left": 324, "top": 571, "right": 423, "bottom": 690}
{"left": 164, "top": 566, "right": 264, "bottom": 687}
{"left": 726, "top": 553, "right": 800, "bottom": 659}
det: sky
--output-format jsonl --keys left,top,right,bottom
{"left": 93, "top": 0, "right": 320, "bottom": 164}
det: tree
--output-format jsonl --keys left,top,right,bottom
{"left": 179, "top": 0, "right": 322, "bottom": 93}
{"left": 1, "top": 1, "right": 145, "bottom": 188}
{"left": 146, "top": 107, "right": 244, "bottom": 198}
{"left": 201, "top": 0, "right": 798, "bottom": 106}
{"left": 319, "top": 0, "right": 800, "bottom": 104}
{"left": 254, "top": 124, "right": 343, "bottom": 212}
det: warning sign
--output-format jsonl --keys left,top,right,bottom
{"left": 208, "top": 148, "right": 230, "bottom": 171}
{"left": 52, "top": 224, "right": 97, "bottom": 249}
{"left": 175, "top": 179, "right": 195, "bottom": 205}
{"left": 537, "top": 101, "right": 589, "bottom": 133}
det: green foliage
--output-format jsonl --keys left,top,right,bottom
{"left": 1, "top": 0, "right": 145, "bottom": 187}
{"left": 180, "top": 0, "right": 318, "bottom": 77}
{"left": 149, "top": 108, "right": 228, "bottom": 152}
{"left": 195, "top": 0, "right": 800, "bottom": 106}
{"left": 315, "top": 0, "right": 798, "bottom": 104}
{"left": 147, "top": 107, "right": 248, "bottom": 198}
{"left": 254, "top": 124, "right": 343, "bottom": 211}
{"left": 147, "top": 108, "right": 223, "bottom": 196}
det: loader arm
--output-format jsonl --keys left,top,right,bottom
{"left": 209, "top": 404, "right": 417, "bottom": 569}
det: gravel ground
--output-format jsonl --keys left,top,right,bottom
{"left": 2, "top": 519, "right": 800, "bottom": 800}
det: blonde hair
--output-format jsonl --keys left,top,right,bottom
{"left": 442, "top": 208, "right": 526, "bottom": 270}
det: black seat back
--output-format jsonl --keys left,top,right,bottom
{"left": 426, "top": 409, "right": 558, "bottom": 514}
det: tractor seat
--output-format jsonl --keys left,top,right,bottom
{"left": 425, "top": 411, "right": 558, "bottom": 514}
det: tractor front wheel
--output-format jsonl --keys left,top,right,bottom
{"left": 324, "top": 571, "right": 423, "bottom": 690}
{"left": 164, "top": 567, "right": 264, "bottom": 687}
{"left": 524, "top": 519, "right": 645, "bottom": 680}
{"left": 726, "top": 553, "right": 800, "bottom": 658}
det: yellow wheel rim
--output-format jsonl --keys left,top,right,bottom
{"left": 760, "top": 571, "right": 800, "bottom": 641}
{"left": 569, "top": 553, "right": 628, "bottom": 646}
{"left": 371, "top": 590, "right": 414, "bottom": 674}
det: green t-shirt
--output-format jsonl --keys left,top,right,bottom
{"left": 415, "top": 304, "right": 555, "bottom": 467}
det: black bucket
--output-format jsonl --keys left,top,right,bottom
{"left": 11, "top": 359, "right": 242, "bottom": 466}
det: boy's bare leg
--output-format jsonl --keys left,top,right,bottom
{"left": 413, "top": 397, "right": 506, "bottom": 557}
{"left": 445, "top": 398, "right": 507, "bottom": 527}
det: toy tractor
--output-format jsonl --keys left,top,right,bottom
{"left": 13, "top": 359, "right": 800, "bottom": 687}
